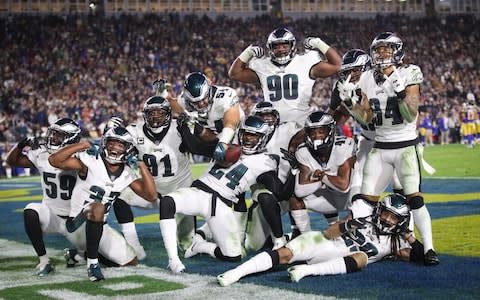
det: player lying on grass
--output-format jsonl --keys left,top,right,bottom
{"left": 217, "top": 193, "right": 427, "bottom": 286}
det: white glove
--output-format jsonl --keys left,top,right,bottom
{"left": 303, "top": 37, "right": 330, "bottom": 54}
{"left": 337, "top": 75, "right": 359, "bottom": 107}
{"left": 383, "top": 66, "right": 406, "bottom": 97}
{"left": 238, "top": 45, "right": 264, "bottom": 63}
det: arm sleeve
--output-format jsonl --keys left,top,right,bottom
{"left": 177, "top": 124, "right": 217, "bottom": 157}
{"left": 256, "top": 171, "right": 293, "bottom": 201}
{"left": 294, "top": 173, "right": 323, "bottom": 198}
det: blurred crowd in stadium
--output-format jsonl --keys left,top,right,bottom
{"left": 0, "top": 13, "right": 479, "bottom": 177}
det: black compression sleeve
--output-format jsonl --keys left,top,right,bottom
{"left": 257, "top": 171, "right": 288, "bottom": 201}
{"left": 177, "top": 124, "right": 217, "bottom": 156}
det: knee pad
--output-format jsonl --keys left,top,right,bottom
{"left": 213, "top": 247, "right": 241, "bottom": 262}
{"left": 408, "top": 195, "right": 424, "bottom": 210}
{"left": 160, "top": 196, "right": 176, "bottom": 219}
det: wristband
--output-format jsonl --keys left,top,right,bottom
{"left": 218, "top": 127, "right": 236, "bottom": 144}
{"left": 316, "top": 40, "right": 330, "bottom": 55}
{"left": 238, "top": 47, "right": 253, "bottom": 63}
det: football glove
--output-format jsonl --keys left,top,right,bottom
{"left": 337, "top": 75, "right": 359, "bottom": 107}
{"left": 339, "top": 217, "right": 369, "bottom": 234}
{"left": 86, "top": 142, "right": 99, "bottom": 156}
{"left": 303, "top": 37, "right": 330, "bottom": 54}
{"left": 18, "top": 137, "right": 42, "bottom": 150}
{"left": 126, "top": 147, "right": 141, "bottom": 169}
{"left": 176, "top": 112, "right": 191, "bottom": 128}
{"left": 238, "top": 45, "right": 264, "bottom": 63}
{"left": 213, "top": 143, "right": 227, "bottom": 161}
{"left": 383, "top": 66, "right": 406, "bottom": 99}
{"left": 280, "top": 148, "right": 299, "bottom": 170}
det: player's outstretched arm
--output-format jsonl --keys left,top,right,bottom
{"left": 48, "top": 141, "right": 89, "bottom": 175}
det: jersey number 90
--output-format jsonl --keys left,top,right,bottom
{"left": 266, "top": 74, "right": 299, "bottom": 101}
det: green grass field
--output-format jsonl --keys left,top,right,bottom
{"left": 0, "top": 143, "right": 479, "bottom": 299}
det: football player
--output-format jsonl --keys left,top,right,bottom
{"left": 217, "top": 193, "right": 425, "bottom": 286}
{"left": 229, "top": 27, "right": 341, "bottom": 125}
{"left": 6, "top": 118, "right": 82, "bottom": 277}
{"left": 114, "top": 96, "right": 195, "bottom": 259}
{"left": 48, "top": 127, "right": 157, "bottom": 281}
{"left": 159, "top": 116, "right": 291, "bottom": 273}
{"left": 290, "top": 111, "right": 356, "bottom": 231}
{"left": 337, "top": 32, "right": 439, "bottom": 265}
{"left": 244, "top": 102, "right": 298, "bottom": 251}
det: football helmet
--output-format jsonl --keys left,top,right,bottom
{"left": 373, "top": 193, "right": 410, "bottom": 235}
{"left": 143, "top": 96, "right": 171, "bottom": 134}
{"left": 46, "top": 118, "right": 81, "bottom": 153}
{"left": 183, "top": 72, "right": 212, "bottom": 118}
{"left": 238, "top": 116, "right": 270, "bottom": 155}
{"left": 304, "top": 111, "right": 336, "bottom": 154}
{"left": 100, "top": 127, "right": 136, "bottom": 165}
{"left": 251, "top": 102, "right": 280, "bottom": 131}
{"left": 266, "top": 28, "right": 297, "bottom": 65}
{"left": 370, "top": 32, "right": 404, "bottom": 69}
{"left": 339, "top": 49, "right": 371, "bottom": 82}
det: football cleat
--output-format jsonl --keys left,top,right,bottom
{"left": 64, "top": 248, "right": 86, "bottom": 268}
{"left": 87, "top": 263, "right": 105, "bottom": 282}
{"left": 167, "top": 259, "right": 186, "bottom": 274}
{"left": 287, "top": 264, "right": 309, "bottom": 282}
{"left": 35, "top": 263, "right": 54, "bottom": 277}
{"left": 217, "top": 270, "right": 241, "bottom": 287}
{"left": 424, "top": 249, "right": 440, "bottom": 266}
{"left": 184, "top": 234, "right": 205, "bottom": 259}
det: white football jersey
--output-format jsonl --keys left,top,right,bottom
{"left": 358, "top": 65, "right": 423, "bottom": 142}
{"left": 266, "top": 122, "right": 301, "bottom": 182}
{"left": 69, "top": 152, "right": 137, "bottom": 218}
{"left": 180, "top": 85, "right": 244, "bottom": 134}
{"left": 337, "top": 220, "right": 410, "bottom": 263}
{"left": 296, "top": 136, "right": 356, "bottom": 178}
{"left": 27, "top": 146, "right": 77, "bottom": 216}
{"left": 126, "top": 121, "right": 192, "bottom": 195}
{"left": 198, "top": 152, "right": 278, "bottom": 202}
{"left": 249, "top": 51, "right": 321, "bottom": 124}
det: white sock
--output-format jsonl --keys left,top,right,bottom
{"left": 39, "top": 254, "right": 49, "bottom": 266}
{"left": 412, "top": 206, "right": 434, "bottom": 252}
{"left": 120, "top": 222, "right": 142, "bottom": 249}
{"left": 233, "top": 211, "right": 247, "bottom": 245}
{"left": 194, "top": 239, "right": 218, "bottom": 258}
{"left": 308, "top": 257, "right": 347, "bottom": 276}
{"left": 87, "top": 258, "right": 98, "bottom": 267}
{"left": 159, "top": 219, "right": 179, "bottom": 261}
{"left": 232, "top": 251, "right": 273, "bottom": 278}
{"left": 290, "top": 210, "right": 311, "bottom": 233}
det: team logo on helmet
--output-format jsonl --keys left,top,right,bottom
{"left": 46, "top": 118, "right": 81, "bottom": 153}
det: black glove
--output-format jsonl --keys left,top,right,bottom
{"left": 339, "top": 217, "right": 369, "bottom": 234}
{"left": 176, "top": 112, "right": 190, "bottom": 129}
{"left": 280, "top": 148, "right": 298, "bottom": 170}
{"left": 18, "top": 137, "right": 42, "bottom": 150}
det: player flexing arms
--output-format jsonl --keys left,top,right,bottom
{"left": 337, "top": 32, "right": 439, "bottom": 265}
{"left": 217, "top": 194, "right": 426, "bottom": 286}
{"left": 6, "top": 118, "right": 82, "bottom": 276}
{"left": 49, "top": 127, "right": 157, "bottom": 281}
{"left": 229, "top": 28, "right": 341, "bottom": 125}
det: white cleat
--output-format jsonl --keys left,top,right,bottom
{"left": 287, "top": 264, "right": 309, "bottom": 282}
{"left": 167, "top": 259, "right": 186, "bottom": 274}
{"left": 184, "top": 234, "right": 204, "bottom": 259}
{"left": 134, "top": 246, "right": 147, "bottom": 261}
{"left": 217, "top": 270, "right": 241, "bottom": 287}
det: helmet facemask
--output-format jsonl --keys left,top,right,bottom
{"left": 370, "top": 32, "right": 404, "bottom": 70}
{"left": 142, "top": 96, "right": 171, "bottom": 134}
{"left": 267, "top": 28, "right": 296, "bottom": 65}
{"left": 304, "top": 112, "right": 336, "bottom": 155}
{"left": 46, "top": 118, "right": 81, "bottom": 153}
{"left": 252, "top": 102, "right": 280, "bottom": 132}
{"left": 238, "top": 116, "right": 270, "bottom": 155}
{"left": 100, "top": 127, "right": 135, "bottom": 165}
{"left": 373, "top": 194, "right": 410, "bottom": 235}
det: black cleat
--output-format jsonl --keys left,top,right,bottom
{"left": 424, "top": 249, "right": 440, "bottom": 266}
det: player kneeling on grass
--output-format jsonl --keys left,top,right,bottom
{"left": 6, "top": 118, "right": 84, "bottom": 277}
{"left": 49, "top": 127, "right": 157, "bottom": 282}
{"left": 217, "top": 193, "right": 427, "bottom": 286}
{"left": 159, "top": 116, "right": 293, "bottom": 273}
